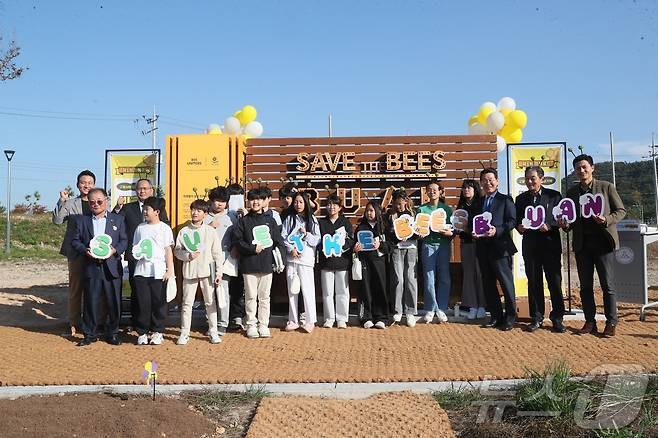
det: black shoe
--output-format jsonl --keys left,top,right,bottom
{"left": 482, "top": 319, "right": 501, "bottom": 328}
{"left": 525, "top": 321, "right": 543, "bottom": 332}
{"left": 551, "top": 320, "right": 567, "bottom": 333}
{"left": 77, "top": 336, "right": 96, "bottom": 346}
{"left": 106, "top": 335, "right": 121, "bottom": 345}
{"left": 500, "top": 323, "right": 514, "bottom": 331}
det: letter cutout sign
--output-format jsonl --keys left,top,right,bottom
{"left": 393, "top": 214, "right": 415, "bottom": 241}
{"left": 414, "top": 213, "right": 431, "bottom": 237}
{"left": 252, "top": 224, "right": 273, "bottom": 248}
{"left": 522, "top": 205, "right": 545, "bottom": 230}
{"left": 450, "top": 209, "right": 469, "bottom": 232}
{"left": 287, "top": 227, "right": 305, "bottom": 253}
{"left": 90, "top": 234, "right": 113, "bottom": 259}
{"left": 132, "top": 238, "right": 154, "bottom": 260}
{"left": 552, "top": 198, "right": 577, "bottom": 224}
{"left": 473, "top": 212, "right": 492, "bottom": 237}
{"left": 580, "top": 193, "right": 605, "bottom": 218}
{"left": 322, "top": 233, "right": 342, "bottom": 257}
{"left": 430, "top": 209, "right": 449, "bottom": 232}
{"left": 181, "top": 229, "right": 204, "bottom": 252}
{"left": 357, "top": 230, "right": 376, "bottom": 251}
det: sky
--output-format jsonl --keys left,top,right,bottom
{"left": 0, "top": 0, "right": 657, "bottom": 207}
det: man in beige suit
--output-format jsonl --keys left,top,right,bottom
{"left": 52, "top": 170, "right": 95, "bottom": 336}
{"left": 559, "top": 154, "right": 626, "bottom": 337}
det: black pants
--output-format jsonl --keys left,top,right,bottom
{"left": 477, "top": 246, "right": 516, "bottom": 324}
{"left": 576, "top": 239, "right": 617, "bottom": 324}
{"left": 82, "top": 264, "right": 121, "bottom": 338}
{"left": 359, "top": 256, "right": 389, "bottom": 324}
{"left": 228, "top": 274, "right": 245, "bottom": 321}
{"left": 524, "top": 249, "right": 565, "bottom": 323}
{"left": 133, "top": 276, "right": 167, "bottom": 335}
{"left": 127, "top": 259, "right": 138, "bottom": 327}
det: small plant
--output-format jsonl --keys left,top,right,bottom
{"left": 432, "top": 384, "right": 485, "bottom": 410}
{"left": 516, "top": 359, "right": 588, "bottom": 416}
{"left": 192, "top": 386, "right": 268, "bottom": 414}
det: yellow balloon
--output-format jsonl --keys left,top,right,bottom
{"left": 477, "top": 106, "right": 494, "bottom": 125}
{"left": 468, "top": 115, "right": 478, "bottom": 127}
{"left": 504, "top": 129, "right": 523, "bottom": 143}
{"left": 208, "top": 127, "right": 222, "bottom": 135}
{"left": 240, "top": 105, "right": 258, "bottom": 124}
{"left": 507, "top": 110, "right": 527, "bottom": 130}
{"left": 500, "top": 108, "right": 512, "bottom": 118}
{"left": 233, "top": 110, "right": 241, "bottom": 117}
{"left": 499, "top": 124, "right": 515, "bottom": 137}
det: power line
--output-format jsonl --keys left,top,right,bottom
{"left": 0, "top": 105, "right": 137, "bottom": 118}
{"left": 0, "top": 110, "right": 135, "bottom": 122}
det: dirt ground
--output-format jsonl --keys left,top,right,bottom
{"left": 247, "top": 392, "right": 455, "bottom": 437}
{"left": 0, "top": 393, "right": 219, "bottom": 438}
{"left": 2, "top": 260, "right": 658, "bottom": 387}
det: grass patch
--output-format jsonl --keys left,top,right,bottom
{"left": 432, "top": 384, "right": 486, "bottom": 410}
{"left": 191, "top": 386, "right": 269, "bottom": 414}
{"left": 516, "top": 359, "right": 590, "bottom": 416}
{"left": 0, "top": 214, "right": 65, "bottom": 260}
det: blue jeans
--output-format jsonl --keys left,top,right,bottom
{"left": 421, "top": 243, "right": 451, "bottom": 312}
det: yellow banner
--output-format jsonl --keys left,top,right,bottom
{"left": 166, "top": 134, "right": 244, "bottom": 230}
{"left": 109, "top": 152, "right": 158, "bottom": 209}
{"left": 508, "top": 145, "right": 563, "bottom": 297}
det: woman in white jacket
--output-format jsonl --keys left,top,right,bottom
{"left": 281, "top": 192, "right": 321, "bottom": 333}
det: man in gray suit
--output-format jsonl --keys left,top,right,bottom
{"left": 52, "top": 170, "right": 95, "bottom": 336}
{"left": 559, "top": 154, "right": 626, "bottom": 338}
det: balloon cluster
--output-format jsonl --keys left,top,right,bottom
{"left": 206, "top": 104, "right": 264, "bottom": 138}
{"left": 467, "top": 97, "right": 527, "bottom": 152}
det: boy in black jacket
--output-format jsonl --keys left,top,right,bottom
{"left": 231, "top": 188, "right": 284, "bottom": 339}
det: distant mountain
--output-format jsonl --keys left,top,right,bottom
{"left": 562, "top": 159, "right": 657, "bottom": 225}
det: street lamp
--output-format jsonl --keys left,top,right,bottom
{"left": 4, "top": 149, "right": 15, "bottom": 253}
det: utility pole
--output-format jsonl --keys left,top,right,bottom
{"left": 651, "top": 132, "right": 658, "bottom": 224}
{"left": 609, "top": 131, "right": 616, "bottom": 185}
{"left": 328, "top": 114, "right": 333, "bottom": 137}
{"left": 141, "top": 105, "right": 159, "bottom": 152}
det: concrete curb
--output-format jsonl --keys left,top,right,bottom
{"left": 0, "top": 379, "right": 525, "bottom": 400}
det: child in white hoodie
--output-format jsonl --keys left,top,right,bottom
{"left": 281, "top": 192, "right": 321, "bottom": 333}
{"left": 174, "top": 200, "right": 223, "bottom": 345}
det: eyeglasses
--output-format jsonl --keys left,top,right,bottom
{"left": 88, "top": 200, "right": 105, "bottom": 205}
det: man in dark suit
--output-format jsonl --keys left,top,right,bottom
{"left": 71, "top": 188, "right": 128, "bottom": 346}
{"left": 515, "top": 166, "right": 566, "bottom": 333}
{"left": 473, "top": 167, "right": 518, "bottom": 331}
{"left": 559, "top": 154, "right": 626, "bottom": 337}
{"left": 113, "top": 178, "right": 169, "bottom": 328}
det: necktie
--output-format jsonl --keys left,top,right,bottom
{"left": 532, "top": 194, "right": 539, "bottom": 205}
{"left": 485, "top": 196, "right": 492, "bottom": 211}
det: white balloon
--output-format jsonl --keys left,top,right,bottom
{"left": 497, "top": 97, "right": 516, "bottom": 111}
{"left": 469, "top": 123, "right": 488, "bottom": 135}
{"left": 244, "top": 121, "right": 264, "bottom": 138}
{"left": 224, "top": 117, "right": 241, "bottom": 135}
{"left": 496, "top": 135, "right": 507, "bottom": 153}
{"left": 481, "top": 101, "right": 496, "bottom": 112}
{"left": 206, "top": 123, "right": 222, "bottom": 134}
{"left": 486, "top": 111, "right": 505, "bottom": 132}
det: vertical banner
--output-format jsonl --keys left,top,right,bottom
{"left": 105, "top": 150, "right": 160, "bottom": 209}
{"left": 166, "top": 134, "right": 245, "bottom": 230}
{"left": 508, "top": 145, "right": 563, "bottom": 297}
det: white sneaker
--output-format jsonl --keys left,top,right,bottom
{"left": 259, "top": 326, "right": 271, "bottom": 338}
{"left": 323, "top": 319, "right": 334, "bottom": 328}
{"left": 467, "top": 308, "right": 478, "bottom": 320}
{"left": 209, "top": 333, "right": 221, "bottom": 344}
{"left": 406, "top": 314, "right": 416, "bottom": 327}
{"left": 149, "top": 332, "right": 163, "bottom": 345}
{"left": 337, "top": 321, "right": 347, "bottom": 329}
{"left": 137, "top": 334, "right": 148, "bottom": 345}
{"left": 436, "top": 310, "right": 448, "bottom": 323}
{"left": 176, "top": 333, "right": 189, "bottom": 345}
{"left": 374, "top": 321, "right": 386, "bottom": 329}
{"left": 363, "top": 320, "right": 374, "bottom": 329}
{"left": 423, "top": 311, "right": 435, "bottom": 324}
{"left": 477, "top": 307, "right": 487, "bottom": 319}
{"left": 392, "top": 314, "right": 402, "bottom": 323}
{"left": 246, "top": 326, "right": 259, "bottom": 338}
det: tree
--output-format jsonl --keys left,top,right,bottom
{"left": 0, "top": 34, "right": 26, "bottom": 81}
